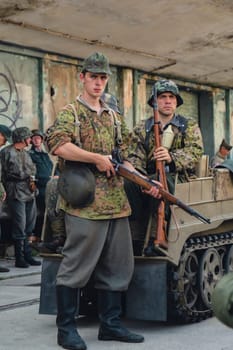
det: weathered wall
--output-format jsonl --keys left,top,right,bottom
{"left": 0, "top": 50, "right": 39, "bottom": 130}
{"left": 0, "top": 43, "right": 230, "bottom": 159}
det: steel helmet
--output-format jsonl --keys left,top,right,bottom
{"left": 31, "top": 129, "right": 44, "bottom": 139}
{"left": 58, "top": 162, "right": 95, "bottom": 208}
{"left": 148, "top": 79, "right": 183, "bottom": 108}
{"left": 0, "top": 124, "right": 12, "bottom": 140}
{"left": 101, "top": 93, "right": 121, "bottom": 114}
{"left": 212, "top": 273, "right": 233, "bottom": 328}
{"left": 12, "top": 127, "right": 32, "bottom": 143}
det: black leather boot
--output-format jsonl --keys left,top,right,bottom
{"left": 24, "top": 239, "right": 41, "bottom": 266}
{"left": 14, "top": 240, "right": 29, "bottom": 268}
{"left": 98, "top": 290, "right": 144, "bottom": 343}
{"left": 56, "top": 285, "right": 87, "bottom": 350}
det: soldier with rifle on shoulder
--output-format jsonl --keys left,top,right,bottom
{"left": 124, "top": 79, "right": 204, "bottom": 254}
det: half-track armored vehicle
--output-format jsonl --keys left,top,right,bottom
{"left": 39, "top": 166, "right": 233, "bottom": 324}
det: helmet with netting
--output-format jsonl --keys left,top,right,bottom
{"left": 12, "top": 127, "right": 32, "bottom": 143}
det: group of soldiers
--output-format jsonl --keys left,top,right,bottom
{"left": 42, "top": 51, "right": 209, "bottom": 350}
{"left": 0, "top": 51, "right": 232, "bottom": 349}
{"left": 0, "top": 127, "right": 55, "bottom": 270}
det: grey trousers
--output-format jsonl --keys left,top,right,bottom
{"left": 8, "top": 198, "right": 37, "bottom": 240}
{"left": 56, "top": 214, "right": 134, "bottom": 291}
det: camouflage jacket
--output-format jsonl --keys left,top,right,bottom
{"left": 1, "top": 145, "right": 36, "bottom": 201}
{"left": 128, "top": 114, "right": 204, "bottom": 176}
{"left": 46, "top": 98, "right": 132, "bottom": 220}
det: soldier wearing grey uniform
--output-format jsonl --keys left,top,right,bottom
{"left": 46, "top": 52, "right": 160, "bottom": 350}
{"left": 1, "top": 127, "right": 41, "bottom": 268}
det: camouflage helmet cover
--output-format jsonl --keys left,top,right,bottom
{"left": 81, "top": 52, "right": 112, "bottom": 75}
{"left": 12, "top": 127, "right": 32, "bottom": 143}
{"left": 148, "top": 79, "right": 183, "bottom": 107}
{"left": 101, "top": 93, "right": 121, "bottom": 114}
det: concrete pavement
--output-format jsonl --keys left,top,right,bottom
{"left": 1, "top": 257, "right": 233, "bottom": 350}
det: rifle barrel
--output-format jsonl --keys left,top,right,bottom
{"left": 111, "top": 159, "right": 211, "bottom": 225}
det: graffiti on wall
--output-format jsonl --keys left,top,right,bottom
{"left": 0, "top": 63, "right": 23, "bottom": 128}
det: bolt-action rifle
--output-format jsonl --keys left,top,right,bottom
{"left": 152, "top": 84, "right": 170, "bottom": 249}
{"left": 110, "top": 155, "right": 210, "bottom": 225}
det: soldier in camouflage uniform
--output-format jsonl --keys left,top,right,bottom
{"left": 38, "top": 93, "right": 121, "bottom": 254}
{"left": 125, "top": 79, "right": 204, "bottom": 249}
{"left": 46, "top": 52, "right": 161, "bottom": 350}
{"left": 1, "top": 127, "right": 41, "bottom": 268}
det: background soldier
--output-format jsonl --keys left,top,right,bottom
{"left": 29, "top": 129, "right": 57, "bottom": 242}
{"left": 210, "top": 138, "right": 232, "bottom": 168}
{"left": 1, "top": 127, "right": 41, "bottom": 268}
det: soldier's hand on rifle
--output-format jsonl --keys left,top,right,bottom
{"left": 142, "top": 180, "right": 162, "bottom": 199}
{"left": 154, "top": 146, "right": 172, "bottom": 163}
{"left": 95, "top": 154, "right": 116, "bottom": 177}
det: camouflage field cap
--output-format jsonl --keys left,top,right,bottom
{"left": 148, "top": 79, "right": 183, "bottom": 107}
{"left": 12, "top": 127, "right": 32, "bottom": 143}
{"left": 101, "top": 93, "right": 121, "bottom": 114}
{"left": 81, "top": 52, "right": 112, "bottom": 75}
{"left": 0, "top": 124, "right": 12, "bottom": 140}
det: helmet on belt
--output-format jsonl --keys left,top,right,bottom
{"left": 148, "top": 79, "right": 183, "bottom": 108}
{"left": 12, "top": 127, "right": 32, "bottom": 143}
{"left": 101, "top": 93, "right": 121, "bottom": 114}
{"left": 212, "top": 273, "right": 233, "bottom": 328}
{"left": 0, "top": 124, "right": 12, "bottom": 140}
{"left": 81, "top": 52, "right": 112, "bottom": 75}
{"left": 31, "top": 129, "right": 44, "bottom": 139}
{"left": 58, "top": 162, "right": 95, "bottom": 208}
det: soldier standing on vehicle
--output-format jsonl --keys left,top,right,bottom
{"left": 124, "top": 79, "right": 204, "bottom": 248}
{"left": 210, "top": 138, "right": 232, "bottom": 168}
{"left": 46, "top": 51, "right": 161, "bottom": 350}
{"left": 1, "top": 127, "right": 41, "bottom": 268}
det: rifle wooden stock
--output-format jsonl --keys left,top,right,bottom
{"left": 152, "top": 85, "right": 169, "bottom": 248}
{"left": 111, "top": 159, "right": 210, "bottom": 225}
